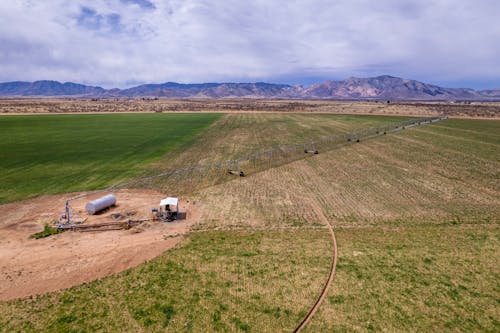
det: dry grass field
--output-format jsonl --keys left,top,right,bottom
{"left": 0, "top": 106, "right": 498, "bottom": 332}
{"left": 156, "top": 117, "right": 498, "bottom": 230}
{"left": 191, "top": 117, "right": 499, "bottom": 331}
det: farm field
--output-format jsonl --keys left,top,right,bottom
{"left": 304, "top": 225, "right": 499, "bottom": 332}
{"left": 193, "top": 118, "right": 500, "bottom": 331}
{"left": 0, "top": 111, "right": 498, "bottom": 332}
{"left": 0, "top": 112, "right": 408, "bottom": 204}
{"left": 0, "top": 113, "right": 409, "bottom": 304}
{"left": 0, "top": 113, "right": 221, "bottom": 203}
{"left": 142, "top": 113, "right": 411, "bottom": 196}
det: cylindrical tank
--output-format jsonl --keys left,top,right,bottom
{"left": 85, "top": 194, "right": 116, "bottom": 215}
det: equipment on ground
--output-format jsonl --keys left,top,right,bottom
{"left": 228, "top": 160, "right": 245, "bottom": 177}
{"left": 228, "top": 169, "right": 245, "bottom": 176}
{"left": 57, "top": 201, "right": 86, "bottom": 225}
{"left": 304, "top": 149, "right": 319, "bottom": 154}
{"left": 153, "top": 197, "right": 181, "bottom": 222}
{"left": 85, "top": 194, "right": 116, "bottom": 215}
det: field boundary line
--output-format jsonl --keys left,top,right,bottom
{"left": 293, "top": 201, "right": 337, "bottom": 332}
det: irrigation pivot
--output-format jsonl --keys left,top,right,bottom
{"left": 57, "top": 116, "right": 447, "bottom": 227}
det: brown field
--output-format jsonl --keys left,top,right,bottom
{"left": 1, "top": 98, "right": 499, "bottom": 118}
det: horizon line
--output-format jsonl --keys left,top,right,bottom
{"left": 0, "top": 74, "right": 499, "bottom": 91}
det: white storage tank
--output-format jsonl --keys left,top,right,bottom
{"left": 85, "top": 194, "right": 116, "bottom": 215}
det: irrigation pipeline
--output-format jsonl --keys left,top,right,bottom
{"left": 61, "top": 116, "right": 447, "bottom": 217}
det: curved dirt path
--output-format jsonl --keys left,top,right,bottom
{"left": 293, "top": 201, "right": 338, "bottom": 332}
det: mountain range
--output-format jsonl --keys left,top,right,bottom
{"left": 0, "top": 76, "right": 499, "bottom": 100}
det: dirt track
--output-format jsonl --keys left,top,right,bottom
{"left": 0, "top": 189, "right": 200, "bottom": 301}
{"left": 293, "top": 201, "right": 337, "bottom": 332}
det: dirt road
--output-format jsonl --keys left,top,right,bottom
{"left": 293, "top": 201, "right": 338, "bottom": 332}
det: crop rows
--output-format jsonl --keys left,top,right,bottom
{"left": 66, "top": 117, "right": 443, "bottom": 208}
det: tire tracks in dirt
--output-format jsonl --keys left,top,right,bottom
{"left": 293, "top": 200, "right": 337, "bottom": 332}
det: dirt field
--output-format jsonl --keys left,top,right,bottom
{"left": 0, "top": 189, "right": 200, "bottom": 301}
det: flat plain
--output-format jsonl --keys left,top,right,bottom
{"left": 0, "top": 101, "right": 498, "bottom": 332}
{"left": 1, "top": 99, "right": 499, "bottom": 118}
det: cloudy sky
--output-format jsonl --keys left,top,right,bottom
{"left": 0, "top": 0, "right": 499, "bottom": 89}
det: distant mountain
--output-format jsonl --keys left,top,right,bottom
{"left": 118, "top": 82, "right": 296, "bottom": 98}
{"left": 0, "top": 80, "right": 105, "bottom": 96}
{"left": 479, "top": 89, "right": 500, "bottom": 98}
{"left": 303, "top": 75, "right": 482, "bottom": 100}
{"left": 0, "top": 76, "right": 498, "bottom": 100}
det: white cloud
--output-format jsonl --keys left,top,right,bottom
{"left": 0, "top": 0, "right": 499, "bottom": 88}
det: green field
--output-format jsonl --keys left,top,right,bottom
{"left": 0, "top": 113, "right": 221, "bottom": 203}
{"left": 0, "top": 114, "right": 498, "bottom": 332}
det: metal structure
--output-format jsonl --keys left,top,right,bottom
{"left": 228, "top": 160, "right": 245, "bottom": 177}
{"left": 57, "top": 201, "right": 86, "bottom": 225}
{"left": 153, "top": 197, "right": 180, "bottom": 222}
{"left": 57, "top": 116, "right": 447, "bottom": 227}
{"left": 85, "top": 194, "right": 116, "bottom": 215}
{"left": 304, "top": 149, "right": 319, "bottom": 154}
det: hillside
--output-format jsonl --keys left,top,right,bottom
{"left": 0, "top": 81, "right": 104, "bottom": 96}
{"left": 303, "top": 75, "right": 481, "bottom": 100}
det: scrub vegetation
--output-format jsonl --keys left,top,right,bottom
{"left": 30, "top": 224, "right": 65, "bottom": 239}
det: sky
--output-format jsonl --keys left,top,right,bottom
{"left": 0, "top": 0, "right": 499, "bottom": 89}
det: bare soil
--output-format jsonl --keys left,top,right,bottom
{"left": 0, "top": 189, "right": 200, "bottom": 301}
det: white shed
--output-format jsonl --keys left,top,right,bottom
{"left": 159, "top": 197, "right": 178, "bottom": 213}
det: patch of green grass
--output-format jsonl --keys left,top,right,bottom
{"left": 30, "top": 224, "right": 65, "bottom": 239}
{"left": 0, "top": 113, "right": 220, "bottom": 203}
